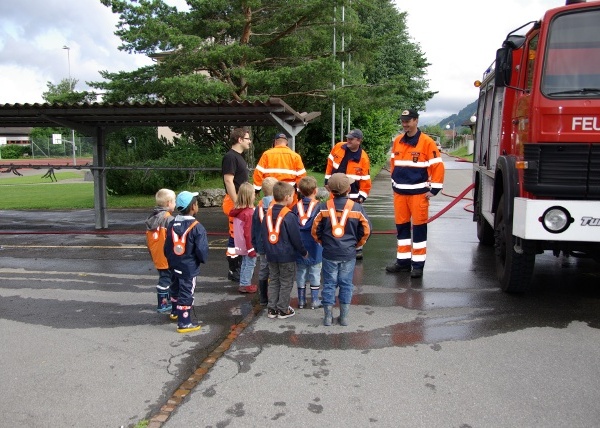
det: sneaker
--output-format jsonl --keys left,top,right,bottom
{"left": 227, "top": 271, "right": 240, "bottom": 282}
{"left": 238, "top": 285, "right": 258, "bottom": 293}
{"left": 177, "top": 323, "right": 201, "bottom": 333}
{"left": 169, "top": 313, "right": 178, "bottom": 321}
{"left": 410, "top": 269, "right": 423, "bottom": 278}
{"left": 385, "top": 263, "right": 411, "bottom": 273}
{"left": 355, "top": 248, "right": 363, "bottom": 260}
{"left": 277, "top": 306, "right": 295, "bottom": 319}
{"left": 267, "top": 308, "right": 278, "bottom": 319}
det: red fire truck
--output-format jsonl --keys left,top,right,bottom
{"left": 473, "top": 0, "right": 600, "bottom": 292}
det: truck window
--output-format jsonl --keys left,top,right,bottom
{"left": 542, "top": 9, "right": 600, "bottom": 96}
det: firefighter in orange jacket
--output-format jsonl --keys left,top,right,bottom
{"left": 325, "top": 128, "right": 372, "bottom": 259}
{"left": 253, "top": 132, "right": 306, "bottom": 204}
{"left": 385, "top": 109, "right": 444, "bottom": 278}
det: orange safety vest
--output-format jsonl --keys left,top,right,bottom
{"left": 171, "top": 221, "right": 199, "bottom": 256}
{"left": 266, "top": 206, "right": 290, "bottom": 244}
{"left": 296, "top": 200, "right": 319, "bottom": 226}
{"left": 327, "top": 199, "right": 354, "bottom": 238}
{"left": 257, "top": 199, "right": 275, "bottom": 222}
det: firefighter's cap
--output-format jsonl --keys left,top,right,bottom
{"left": 400, "top": 109, "right": 419, "bottom": 120}
{"left": 346, "top": 129, "right": 363, "bottom": 140}
{"left": 273, "top": 132, "right": 288, "bottom": 141}
{"left": 176, "top": 191, "right": 199, "bottom": 212}
{"left": 328, "top": 173, "right": 355, "bottom": 195}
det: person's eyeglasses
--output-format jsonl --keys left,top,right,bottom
{"left": 243, "top": 137, "right": 252, "bottom": 141}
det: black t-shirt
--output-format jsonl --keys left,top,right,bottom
{"left": 221, "top": 149, "right": 249, "bottom": 192}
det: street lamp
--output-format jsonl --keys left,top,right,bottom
{"left": 62, "top": 45, "right": 76, "bottom": 166}
{"left": 446, "top": 121, "right": 456, "bottom": 148}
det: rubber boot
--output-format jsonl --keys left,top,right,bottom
{"left": 169, "top": 298, "right": 178, "bottom": 321}
{"left": 177, "top": 305, "right": 201, "bottom": 333}
{"left": 323, "top": 305, "right": 333, "bottom": 326}
{"left": 227, "top": 256, "right": 240, "bottom": 282}
{"left": 156, "top": 291, "right": 172, "bottom": 313}
{"left": 258, "top": 279, "right": 269, "bottom": 306}
{"left": 310, "top": 288, "right": 322, "bottom": 309}
{"left": 338, "top": 303, "right": 350, "bottom": 326}
{"left": 297, "top": 286, "right": 306, "bottom": 309}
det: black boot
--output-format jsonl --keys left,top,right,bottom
{"left": 227, "top": 256, "right": 241, "bottom": 282}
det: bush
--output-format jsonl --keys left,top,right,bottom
{"left": 106, "top": 141, "right": 224, "bottom": 195}
{"left": 0, "top": 144, "right": 31, "bottom": 159}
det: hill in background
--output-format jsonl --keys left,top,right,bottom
{"left": 438, "top": 99, "right": 478, "bottom": 130}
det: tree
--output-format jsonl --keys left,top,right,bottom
{"left": 94, "top": 0, "right": 432, "bottom": 170}
{"left": 42, "top": 78, "right": 97, "bottom": 104}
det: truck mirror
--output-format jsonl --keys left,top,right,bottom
{"left": 494, "top": 47, "right": 511, "bottom": 88}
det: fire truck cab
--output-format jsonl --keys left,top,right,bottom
{"left": 473, "top": 0, "right": 600, "bottom": 292}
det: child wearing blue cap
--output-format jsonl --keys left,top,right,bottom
{"left": 164, "top": 190, "right": 209, "bottom": 333}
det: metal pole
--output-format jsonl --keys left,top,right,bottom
{"left": 63, "top": 45, "right": 76, "bottom": 166}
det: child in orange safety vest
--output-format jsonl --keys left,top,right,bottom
{"left": 261, "top": 181, "right": 308, "bottom": 320}
{"left": 311, "top": 173, "right": 371, "bottom": 326}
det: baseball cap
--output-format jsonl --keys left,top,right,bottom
{"left": 273, "top": 132, "right": 288, "bottom": 140}
{"left": 346, "top": 129, "right": 363, "bottom": 140}
{"left": 400, "top": 109, "right": 419, "bottom": 120}
{"left": 176, "top": 191, "right": 199, "bottom": 212}
{"left": 328, "top": 173, "right": 355, "bottom": 195}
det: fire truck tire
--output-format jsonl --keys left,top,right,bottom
{"left": 476, "top": 181, "right": 494, "bottom": 246}
{"left": 494, "top": 195, "right": 535, "bottom": 293}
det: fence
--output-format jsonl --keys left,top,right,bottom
{"left": 30, "top": 136, "right": 95, "bottom": 158}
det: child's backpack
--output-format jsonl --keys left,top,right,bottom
{"left": 146, "top": 212, "right": 171, "bottom": 269}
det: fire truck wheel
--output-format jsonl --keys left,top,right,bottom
{"left": 476, "top": 181, "right": 494, "bottom": 246}
{"left": 494, "top": 195, "right": 535, "bottom": 293}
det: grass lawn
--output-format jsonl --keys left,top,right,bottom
{"left": 449, "top": 146, "right": 474, "bottom": 162}
{"left": 0, "top": 168, "right": 342, "bottom": 210}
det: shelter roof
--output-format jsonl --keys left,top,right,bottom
{"left": 0, "top": 98, "right": 320, "bottom": 134}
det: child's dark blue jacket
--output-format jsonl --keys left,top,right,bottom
{"left": 261, "top": 204, "right": 308, "bottom": 263}
{"left": 292, "top": 197, "right": 323, "bottom": 265}
{"left": 164, "top": 215, "right": 209, "bottom": 277}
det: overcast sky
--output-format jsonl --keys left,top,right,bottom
{"left": 1, "top": 0, "right": 567, "bottom": 125}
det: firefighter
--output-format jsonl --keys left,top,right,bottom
{"left": 253, "top": 132, "right": 307, "bottom": 204}
{"left": 221, "top": 126, "right": 252, "bottom": 282}
{"left": 324, "top": 128, "right": 372, "bottom": 259}
{"left": 386, "top": 109, "right": 445, "bottom": 278}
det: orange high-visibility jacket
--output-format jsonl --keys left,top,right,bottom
{"left": 253, "top": 146, "right": 306, "bottom": 192}
{"left": 390, "top": 131, "right": 444, "bottom": 196}
{"left": 325, "top": 142, "right": 372, "bottom": 201}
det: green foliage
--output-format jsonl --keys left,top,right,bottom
{"left": 42, "top": 78, "right": 97, "bottom": 104}
{"left": 0, "top": 144, "right": 30, "bottom": 159}
{"left": 352, "top": 109, "right": 398, "bottom": 165}
{"left": 93, "top": 0, "right": 433, "bottom": 172}
{"left": 106, "top": 137, "right": 225, "bottom": 195}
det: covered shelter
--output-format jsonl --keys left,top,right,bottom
{"left": 0, "top": 98, "right": 320, "bottom": 228}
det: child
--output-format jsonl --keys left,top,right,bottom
{"left": 292, "top": 176, "right": 323, "bottom": 309}
{"left": 312, "top": 173, "right": 371, "bottom": 326}
{"left": 145, "top": 188, "right": 176, "bottom": 315}
{"left": 251, "top": 177, "right": 278, "bottom": 305}
{"left": 261, "top": 181, "right": 308, "bottom": 319}
{"left": 164, "top": 191, "right": 209, "bottom": 333}
{"left": 229, "top": 182, "right": 258, "bottom": 294}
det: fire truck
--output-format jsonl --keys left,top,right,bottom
{"left": 472, "top": 0, "right": 600, "bottom": 292}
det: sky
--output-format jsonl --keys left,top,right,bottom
{"left": 1, "top": 0, "right": 568, "bottom": 125}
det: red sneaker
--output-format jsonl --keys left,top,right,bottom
{"left": 238, "top": 285, "right": 257, "bottom": 293}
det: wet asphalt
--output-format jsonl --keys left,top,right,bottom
{"left": 1, "top": 155, "right": 599, "bottom": 427}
